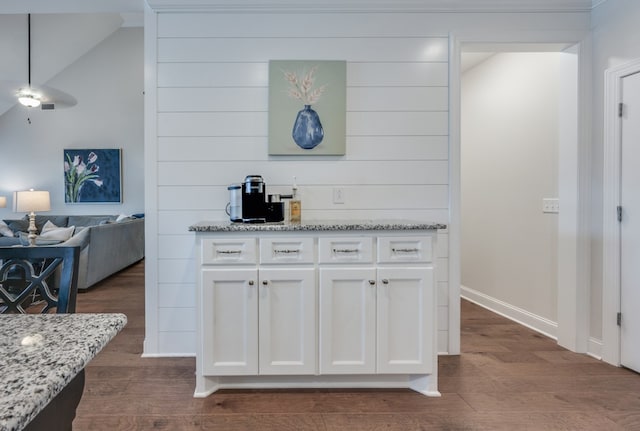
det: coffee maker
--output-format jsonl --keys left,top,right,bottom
{"left": 230, "top": 175, "right": 284, "bottom": 223}
{"left": 241, "top": 175, "right": 267, "bottom": 223}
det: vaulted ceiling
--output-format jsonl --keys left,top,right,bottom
{"left": 0, "top": 0, "right": 601, "bottom": 116}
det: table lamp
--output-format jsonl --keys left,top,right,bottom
{"left": 15, "top": 189, "right": 50, "bottom": 246}
{"left": 0, "top": 196, "right": 6, "bottom": 208}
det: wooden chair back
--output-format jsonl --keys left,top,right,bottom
{"left": 0, "top": 246, "right": 80, "bottom": 313}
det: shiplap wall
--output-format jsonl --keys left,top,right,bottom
{"left": 147, "top": 11, "right": 450, "bottom": 355}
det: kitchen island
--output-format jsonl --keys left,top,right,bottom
{"left": 189, "top": 220, "right": 445, "bottom": 398}
{"left": 0, "top": 313, "right": 127, "bottom": 431}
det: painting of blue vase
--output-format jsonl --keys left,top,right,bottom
{"left": 292, "top": 105, "right": 324, "bottom": 149}
{"left": 268, "top": 60, "right": 346, "bottom": 155}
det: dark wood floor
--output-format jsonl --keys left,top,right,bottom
{"left": 73, "top": 260, "right": 640, "bottom": 430}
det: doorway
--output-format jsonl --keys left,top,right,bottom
{"left": 457, "top": 43, "right": 586, "bottom": 351}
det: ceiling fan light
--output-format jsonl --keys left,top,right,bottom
{"left": 18, "top": 94, "right": 41, "bottom": 108}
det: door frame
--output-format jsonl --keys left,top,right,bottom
{"left": 602, "top": 58, "right": 640, "bottom": 366}
{"left": 450, "top": 31, "right": 592, "bottom": 354}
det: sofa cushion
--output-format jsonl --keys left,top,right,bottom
{"left": 0, "top": 236, "right": 20, "bottom": 246}
{"left": 17, "top": 232, "right": 63, "bottom": 246}
{"left": 0, "top": 220, "right": 14, "bottom": 238}
{"left": 3, "top": 218, "right": 28, "bottom": 235}
{"left": 34, "top": 215, "right": 69, "bottom": 232}
{"left": 40, "top": 221, "right": 75, "bottom": 241}
{"left": 67, "top": 215, "right": 115, "bottom": 228}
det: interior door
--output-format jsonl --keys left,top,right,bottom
{"left": 620, "top": 70, "right": 640, "bottom": 373}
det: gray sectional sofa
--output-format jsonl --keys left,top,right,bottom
{"left": 0, "top": 215, "right": 144, "bottom": 290}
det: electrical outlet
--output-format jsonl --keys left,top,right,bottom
{"left": 333, "top": 187, "right": 345, "bottom": 204}
{"left": 542, "top": 198, "right": 559, "bottom": 214}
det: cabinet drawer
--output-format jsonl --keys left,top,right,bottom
{"left": 202, "top": 238, "right": 257, "bottom": 265}
{"left": 377, "top": 236, "right": 432, "bottom": 263}
{"left": 318, "top": 237, "right": 373, "bottom": 264}
{"left": 260, "top": 237, "right": 314, "bottom": 264}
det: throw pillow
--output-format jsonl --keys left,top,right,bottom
{"left": 39, "top": 221, "right": 75, "bottom": 241}
{"left": 0, "top": 220, "right": 14, "bottom": 238}
{"left": 4, "top": 218, "right": 29, "bottom": 235}
{"left": 116, "top": 213, "right": 132, "bottom": 222}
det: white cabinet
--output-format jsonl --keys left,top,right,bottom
{"left": 376, "top": 267, "right": 433, "bottom": 374}
{"left": 319, "top": 268, "right": 376, "bottom": 374}
{"left": 195, "top": 229, "right": 439, "bottom": 398}
{"left": 258, "top": 267, "right": 316, "bottom": 375}
{"left": 201, "top": 268, "right": 258, "bottom": 375}
{"left": 201, "top": 266, "right": 315, "bottom": 376}
{"left": 319, "top": 266, "right": 433, "bottom": 375}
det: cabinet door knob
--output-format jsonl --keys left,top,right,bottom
{"left": 368, "top": 280, "right": 376, "bottom": 285}
{"left": 248, "top": 280, "right": 254, "bottom": 286}
{"left": 381, "top": 279, "right": 389, "bottom": 285}
{"left": 262, "top": 280, "right": 269, "bottom": 286}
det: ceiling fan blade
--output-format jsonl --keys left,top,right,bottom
{"left": 0, "top": 80, "right": 77, "bottom": 110}
{"left": 32, "top": 84, "right": 78, "bottom": 109}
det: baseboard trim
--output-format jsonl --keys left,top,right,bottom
{"left": 461, "top": 285, "right": 558, "bottom": 340}
{"left": 141, "top": 353, "right": 196, "bottom": 358}
{"left": 587, "top": 337, "right": 603, "bottom": 360}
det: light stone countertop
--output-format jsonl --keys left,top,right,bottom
{"left": 189, "top": 219, "right": 447, "bottom": 232}
{"left": 0, "top": 313, "right": 127, "bottom": 431}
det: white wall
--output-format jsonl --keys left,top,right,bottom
{"left": 147, "top": 11, "right": 451, "bottom": 355}
{"left": 461, "top": 52, "right": 561, "bottom": 329}
{"left": 590, "top": 0, "right": 640, "bottom": 343}
{"left": 144, "top": 7, "right": 590, "bottom": 356}
{"left": 0, "top": 27, "right": 144, "bottom": 217}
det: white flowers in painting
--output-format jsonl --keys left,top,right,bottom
{"left": 64, "top": 152, "right": 103, "bottom": 203}
{"left": 283, "top": 65, "right": 327, "bottom": 106}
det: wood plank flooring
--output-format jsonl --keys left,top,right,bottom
{"left": 73, "top": 260, "right": 640, "bottom": 430}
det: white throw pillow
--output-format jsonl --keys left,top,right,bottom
{"left": 116, "top": 213, "right": 131, "bottom": 222}
{"left": 41, "top": 220, "right": 59, "bottom": 234}
{"left": 0, "top": 220, "right": 14, "bottom": 237}
{"left": 40, "top": 220, "right": 75, "bottom": 241}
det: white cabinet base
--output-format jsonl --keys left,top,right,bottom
{"left": 195, "top": 227, "right": 440, "bottom": 399}
{"left": 195, "top": 374, "right": 440, "bottom": 398}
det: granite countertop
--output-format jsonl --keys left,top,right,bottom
{"left": 0, "top": 313, "right": 127, "bottom": 431}
{"left": 189, "top": 219, "right": 447, "bottom": 232}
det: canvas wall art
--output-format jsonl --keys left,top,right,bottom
{"left": 64, "top": 148, "right": 122, "bottom": 203}
{"left": 269, "top": 60, "right": 346, "bottom": 155}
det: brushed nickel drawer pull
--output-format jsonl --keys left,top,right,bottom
{"left": 333, "top": 248, "right": 359, "bottom": 253}
{"left": 392, "top": 248, "right": 419, "bottom": 253}
{"left": 217, "top": 249, "right": 242, "bottom": 254}
{"left": 274, "top": 249, "right": 300, "bottom": 254}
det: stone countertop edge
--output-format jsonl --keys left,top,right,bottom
{"left": 0, "top": 313, "right": 127, "bottom": 431}
{"left": 189, "top": 220, "right": 447, "bottom": 232}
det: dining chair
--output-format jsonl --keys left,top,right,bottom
{"left": 0, "top": 246, "right": 80, "bottom": 314}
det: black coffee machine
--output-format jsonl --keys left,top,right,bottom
{"left": 240, "top": 175, "right": 284, "bottom": 223}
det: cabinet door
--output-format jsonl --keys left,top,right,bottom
{"left": 202, "top": 268, "right": 258, "bottom": 375}
{"left": 258, "top": 268, "right": 316, "bottom": 375}
{"left": 377, "top": 267, "right": 434, "bottom": 374}
{"left": 319, "top": 268, "right": 376, "bottom": 374}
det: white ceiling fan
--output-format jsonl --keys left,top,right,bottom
{"left": 0, "top": 14, "right": 77, "bottom": 111}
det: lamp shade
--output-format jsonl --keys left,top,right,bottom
{"left": 15, "top": 190, "right": 50, "bottom": 212}
{"left": 0, "top": 196, "right": 6, "bottom": 208}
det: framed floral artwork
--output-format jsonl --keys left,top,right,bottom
{"left": 268, "top": 60, "right": 346, "bottom": 155}
{"left": 63, "top": 149, "right": 122, "bottom": 203}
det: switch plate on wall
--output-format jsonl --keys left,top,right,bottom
{"left": 333, "top": 187, "right": 345, "bottom": 204}
{"left": 542, "top": 198, "right": 559, "bottom": 213}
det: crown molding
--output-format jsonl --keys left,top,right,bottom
{"left": 146, "top": 0, "right": 593, "bottom": 13}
